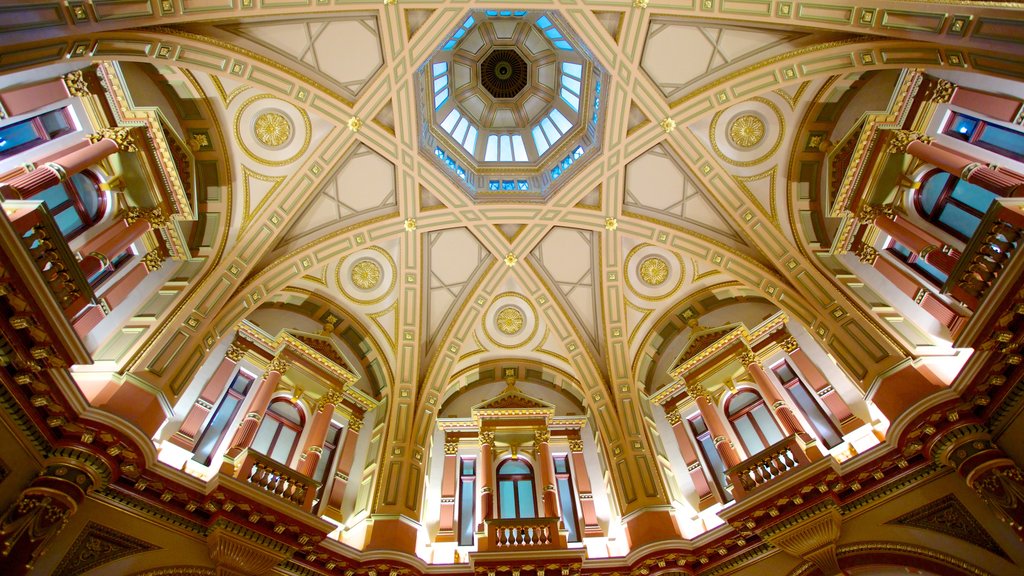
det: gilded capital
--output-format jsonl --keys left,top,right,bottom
{"left": 444, "top": 440, "right": 459, "bottom": 455}
{"left": 685, "top": 380, "right": 710, "bottom": 403}
{"left": 266, "top": 356, "right": 290, "bottom": 375}
{"left": 534, "top": 429, "right": 550, "bottom": 444}
{"left": 855, "top": 244, "right": 879, "bottom": 265}
{"left": 225, "top": 341, "right": 246, "bottom": 362}
{"left": 664, "top": 409, "right": 682, "bottom": 426}
{"left": 141, "top": 250, "right": 164, "bottom": 272}
{"left": 63, "top": 70, "right": 92, "bottom": 97}
{"left": 568, "top": 438, "right": 584, "bottom": 453}
{"left": 739, "top": 351, "right": 757, "bottom": 367}
{"left": 479, "top": 430, "right": 495, "bottom": 447}
{"left": 125, "top": 206, "right": 169, "bottom": 228}
{"left": 348, "top": 414, "right": 364, "bottom": 433}
{"left": 317, "top": 390, "right": 343, "bottom": 411}
{"left": 780, "top": 337, "right": 799, "bottom": 354}
{"left": 89, "top": 126, "right": 138, "bottom": 152}
{"left": 886, "top": 129, "right": 931, "bottom": 154}
{"left": 925, "top": 78, "right": 955, "bottom": 103}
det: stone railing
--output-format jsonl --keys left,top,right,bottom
{"left": 482, "top": 517, "right": 564, "bottom": 551}
{"left": 234, "top": 449, "right": 320, "bottom": 512}
{"left": 726, "top": 434, "right": 816, "bottom": 500}
{"left": 945, "top": 198, "right": 1024, "bottom": 311}
{"left": 2, "top": 200, "right": 95, "bottom": 320}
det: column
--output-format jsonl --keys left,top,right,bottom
{"left": 870, "top": 212, "right": 959, "bottom": 276}
{"left": 77, "top": 218, "right": 152, "bottom": 279}
{"left": 0, "top": 448, "right": 110, "bottom": 576}
{"left": 437, "top": 434, "right": 459, "bottom": 539}
{"left": 741, "top": 351, "right": 809, "bottom": 440}
{"left": 297, "top": 392, "right": 339, "bottom": 476}
{"left": 693, "top": 390, "right": 741, "bottom": 468}
{"left": 932, "top": 423, "right": 1024, "bottom": 541}
{"left": 782, "top": 337, "right": 863, "bottom": 432}
{"left": 0, "top": 137, "right": 120, "bottom": 198}
{"left": 906, "top": 139, "right": 1024, "bottom": 197}
{"left": 665, "top": 409, "right": 714, "bottom": 508}
{"left": 323, "top": 412, "right": 362, "bottom": 521}
{"left": 169, "top": 341, "right": 246, "bottom": 450}
{"left": 478, "top": 429, "right": 495, "bottom": 526}
{"left": 567, "top": 434, "right": 602, "bottom": 535}
{"left": 223, "top": 357, "right": 289, "bottom": 460}
{"left": 535, "top": 428, "right": 559, "bottom": 519}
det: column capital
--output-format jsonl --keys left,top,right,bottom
{"left": 316, "top": 390, "right": 343, "bottom": 412}
{"left": 225, "top": 341, "right": 247, "bottom": 362}
{"left": 568, "top": 437, "right": 584, "bottom": 453}
{"left": 930, "top": 422, "right": 991, "bottom": 467}
{"left": 89, "top": 126, "right": 138, "bottom": 153}
{"left": 685, "top": 380, "right": 711, "bottom": 403}
{"left": 534, "top": 429, "right": 550, "bottom": 444}
{"left": 780, "top": 336, "right": 800, "bottom": 354}
{"left": 124, "top": 206, "right": 169, "bottom": 228}
{"left": 141, "top": 250, "right": 164, "bottom": 272}
{"left": 664, "top": 409, "right": 682, "bottom": 426}
{"left": 924, "top": 78, "right": 955, "bottom": 103}
{"left": 63, "top": 69, "right": 92, "bottom": 97}
{"left": 855, "top": 244, "right": 879, "bottom": 265}
{"left": 265, "top": 356, "right": 290, "bottom": 375}
{"left": 444, "top": 439, "right": 459, "bottom": 455}
{"left": 739, "top": 350, "right": 757, "bottom": 367}
{"left": 886, "top": 129, "right": 931, "bottom": 154}
{"left": 479, "top": 430, "right": 495, "bottom": 447}
{"left": 347, "top": 412, "right": 364, "bottom": 432}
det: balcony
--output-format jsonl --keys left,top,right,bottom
{"left": 0, "top": 200, "right": 93, "bottom": 369}
{"left": 944, "top": 198, "right": 1024, "bottom": 344}
{"left": 726, "top": 434, "right": 822, "bottom": 501}
{"left": 223, "top": 449, "right": 320, "bottom": 513}
{"left": 480, "top": 516, "right": 565, "bottom": 551}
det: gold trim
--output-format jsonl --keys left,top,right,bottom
{"left": 336, "top": 246, "right": 397, "bottom": 305}
{"left": 482, "top": 293, "right": 539, "bottom": 350}
{"left": 233, "top": 93, "right": 311, "bottom": 167}
{"left": 709, "top": 96, "right": 785, "bottom": 167}
{"left": 623, "top": 243, "right": 686, "bottom": 302}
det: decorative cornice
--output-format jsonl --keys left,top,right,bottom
{"left": 90, "top": 126, "right": 138, "bottom": 153}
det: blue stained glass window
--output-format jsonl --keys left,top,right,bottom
{"left": 502, "top": 180, "right": 515, "bottom": 191}
{"left": 518, "top": 180, "right": 530, "bottom": 190}
{"left": 535, "top": 15, "right": 572, "bottom": 50}
{"left": 489, "top": 180, "right": 500, "bottom": 191}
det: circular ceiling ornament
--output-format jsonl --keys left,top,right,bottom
{"left": 254, "top": 111, "right": 291, "bottom": 148}
{"left": 350, "top": 259, "right": 382, "bottom": 290}
{"left": 728, "top": 114, "right": 765, "bottom": 148}
{"left": 336, "top": 246, "right": 397, "bottom": 305}
{"left": 234, "top": 94, "right": 311, "bottom": 167}
{"left": 708, "top": 97, "right": 784, "bottom": 168}
{"left": 495, "top": 306, "right": 525, "bottom": 335}
{"left": 480, "top": 49, "right": 529, "bottom": 99}
{"left": 624, "top": 244, "right": 685, "bottom": 302}
{"left": 483, "top": 293, "right": 539, "bottom": 349}
{"left": 639, "top": 256, "right": 670, "bottom": 286}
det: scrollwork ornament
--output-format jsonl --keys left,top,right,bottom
{"left": 266, "top": 357, "right": 290, "bottom": 375}
{"left": 444, "top": 441, "right": 459, "bottom": 455}
{"left": 855, "top": 244, "right": 879, "bottom": 265}
{"left": 0, "top": 491, "right": 75, "bottom": 570}
{"left": 89, "top": 126, "right": 138, "bottom": 152}
{"left": 479, "top": 430, "right": 495, "bottom": 447}
{"left": 225, "top": 342, "right": 246, "bottom": 362}
{"left": 63, "top": 70, "right": 91, "bottom": 97}
{"left": 886, "top": 129, "right": 931, "bottom": 154}
{"left": 568, "top": 438, "right": 584, "bottom": 453}
{"left": 347, "top": 416, "right": 363, "bottom": 433}
{"left": 141, "top": 250, "right": 164, "bottom": 272}
{"left": 926, "top": 79, "right": 955, "bottom": 103}
{"left": 780, "top": 337, "right": 800, "bottom": 353}
{"left": 535, "top": 429, "right": 550, "bottom": 444}
{"left": 972, "top": 465, "right": 1024, "bottom": 532}
{"left": 125, "top": 206, "right": 169, "bottom": 228}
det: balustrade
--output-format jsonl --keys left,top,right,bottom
{"left": 483, "top": 517, "right": 564, "bottom": 551}
{"left": 726, "top": 434, "right": 816, "bottom": 500}
{"left": 231, "top": 449, "right": 320, "bottom": 512}
{"left": 3, "top": 201, "right": 94, "bottom": 319}
{"left": 946, "top": 198, "right": 1024, "bottom": 309}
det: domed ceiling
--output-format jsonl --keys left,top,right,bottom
{"left": 421, "top": 10, "right": 605, "bottom": 201}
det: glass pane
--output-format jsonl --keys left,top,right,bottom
{"left": 433, "top": 89, "right": 448, "bottom": 108}
{"left": 464, "top": 126, "right": 478, "bottom": 154}
{"left": 512, "top": 135, "right": 528, "bottom": 161}
{"left": 441, "top": 109, "right": 461, "bottom": 133}
{"left": 536, "top": 16, "right": 551, "bottom": 28}
{"left": 787, "top": 383, "right": 842, "bottom": 448}
{"left": 549, "top": 109, "right": 572, "bottom": 133}
{"left": 270, "top": 426, "right": 297, "bottom": 464}
{"left": 541, "top": 118, "right": 561, "bottom": 144}
{"left": 544, "top": 28, "right": 562, "bottom": 40}
{"left": 193, "top": 395, "right": 240, "bottom": 464}
{"left": 461, "top": 458, "right": 475, "bottom": 475}
{"left": 229, "top": 372, "right": 254, "bottom": 394}
{"left": 689, "top": 416, "right": 708, "bottom": 436}
{"left": 451, "top": 118, "right": 469, "bottom": 142}
{"left": 499, "top": 480, "right": 516, "bottom": 518}
{"left": 560, "top": 89, "right": 580, "bottom": 111}
{"left": 485, "top": 135, "right": 499, "bottom": 161}
{"left": 562, "top": 76, "right": 581, "bottom": 94}
{"left": 54, "top": 208, "right": 84, "bottom": 237}
{"left": 978, "top": 124, "right": 1024, "bottom": 158}
{"left": 498, "top": 459, "right": 530, "bottom": 475}
{"left": 433, "top": 75, "right": 448, "bottom": 91}
{"left": 532, "top": 126, "right": 549, "bottom": 155}
{"left": 562, "top": 62, "right": 583, "bottom": 78}
{"left": 251, "top": 419, "right": 277, "bottom": 456}
{"left": 516, "top": 480, "right": 535, "bottom": 518}
{"left": 554, "top": 40, "right": 573, "bottom": 51}
{"left": 772, "top": 362, "right": 796, "bottom": 382}
{"left": 432, "top": 62, "right": 448, "bottom": 76}
{"left": 557, "top": 477, "right": 579, "bottom": 542}
{"left": 938, "top": 204, "right": 982, "bottom": 238}
{"left": 947, "top": 114, "right": 978, "bottom": 138}
{"left": 734, "top": 415, "right": 765, "bottom": 455}
{"left": 459, "top": 479, "right": 475, "bottom": 545}
{"left": 269, "top": 401, "right": 301, "bottom": 424}
{"left": 913, "top": 257, "right": 948, "bottom": 285}
{"left": 71, "top": 174, "right": 100, "bottom": 221}
{"left": 40, "top": 110, "right": 70, "bottom": 137}
{"left": 951, "top": 180, "right": 997, "bottom": 214}
{"left": 919, "top": 173, "right": 950, "bottom": 216}
{"left": 698, "top": 434, "right": 730, "bottom": 501}
{"left": 499, "top": 135, "right": 513, "bottom": 161}
{"left": 752, "top": 405, "right": 784, "bottom": 447}
{"left": 553, "top": 456, "right": 568, "bottom": 474}
{"left": 314, "top": 444, "right": 334, "bottom": 482}
{"left": 728, "top": 391, "right": 758, "bottom": 415}
{"left": 0, "top": 121, "right": 41, "bottom": 153}
{"left": 34, "top": 184, "right": 71, "bottom": 211}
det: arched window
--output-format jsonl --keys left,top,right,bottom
{"left": 252, "top": 399, "right": 304, "bottom": 465}
{"left": 726, "top": 390, "right": 784, "bottom": 456}
{"left": 915, "top": 170, "right": 999, "bottom": 241}
{"left": 30, "top": 171, "right": 105, "bottom": 240}
{"left": 496, "top": 459, "right": 536, "bottom": 519}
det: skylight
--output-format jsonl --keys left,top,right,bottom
{"left": 551, "top": 146, "right": 584, "bottom": 180}
{"left": 535, "top": 16, "right": 572, "bottom": 51}
{"left": 484, "top": 134, "right": 529, "bottom": 162}
{"left": 442, "top": 16, "right": 474, "bottom": 50}
{"left": 485, "top": 10, "right": 528, "bottom": 17}
{"left": 561, "top": 62, "right": 583, "bottom": 112}
{"left": 432, "top": 62, "right": 449, "bottom": 109}
{"left": 440, "top": 109, "right": 478, "bottom": 156}
{"left": 531, "top": 109, "right": 573, "bottom": 156}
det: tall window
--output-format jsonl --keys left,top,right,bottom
{"left": 944, "top": 112, "right": 1024, "bottom": 162}
{"left": 726, "top": 390, "right": 784, "bottom": 456}
{"left": 458, "top": 457, "right": 476, "bottom": 546}
{"left": 553, "top": 455, "right": 580, "bottom": 542}
{"left": 252, "top": 399, "right": 304, "bottom": 465}
{"left": 192, "top": 370, "right": 256, "bottom": 465}
{"left": 29, "top": 171, "right": 105, "bottom": 240}
{"left": 771, "top": 361, "right": 843, "bottom": 449}
{"left": 688, "top": 415, "right": 732, "bottom": 503}
{"left": 496, "top": 459, "right": 536, "bottom": 519}
{"left": 313, "top": 422, "right": 343, "bottom": 506}
{"left": 0, "top": 107, "right": 75, "bottom": 158}
{"left": 915, "top": 170, "right": 999, "bottom": 241}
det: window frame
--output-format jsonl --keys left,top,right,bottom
{"left": 0, "top": 107, "right": 75, "bottom": 159}
{"left": 943, "top": 111, "right": 1024, "bottom": 162}
{"left": 770, "top": 360, "right": 843, "bottom": 449}
{"left": 252, "top": 398, "right": 305, "bottom": 466}
{"left": 457, "top": 456, "right": 477, "bottom": 546}
{"left": 496, "top": 458, "right": 537, "bottom": 520}
{"left": 687, "top": 413, "right": 732, "bottom": 503}
{"left": 725, "top": 389, "right": 784, "bottom": 456}
{"left": 913, "top": 169, "right": 998, "bottom": 242}
{"left": 192, "top": 370, "right": 257, "bottom": 466}
{"left": 553, "top": 454, "right": 581, "bottom": 542}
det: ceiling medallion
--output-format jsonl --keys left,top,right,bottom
{"left": 350, "top": 260, "right": 382, "bottom": 290}
{"left": 728, "top": 114, "right": 765, "bottom": 148}
{"left": 639, "top": 256, "right": 670, "bottom": 286}
{"left": 254, "top": 111, "right": 291, "bottom": 147}
{"left": 495, "top": 306, "right": 525, "bottom": 335}
{"left": 480, "top": 49, "right": 529, "bottom": 99}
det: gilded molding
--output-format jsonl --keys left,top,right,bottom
{"left": 141, "top": 251, "right": 164, "bottom": 273}
{"left": 225, "top": 341, "right": 246, "bottom": 363}
{"left": 90, "top": 127, "right": 138, "bottom": 153}
{"left": 63, "top": 70, "right": 91, "bottom": 97}
{"left": 266, "top": 357, "right": 290, "bottom": 375}
{"left": 886, "top": 129, "right": 931, "bottom": 154}
{"left": 54, "top": 521, "right": 158, "bottom": 576}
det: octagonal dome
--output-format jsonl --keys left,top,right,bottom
{"left": 419, "top": 10, "right": 605, "bottom": 201}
